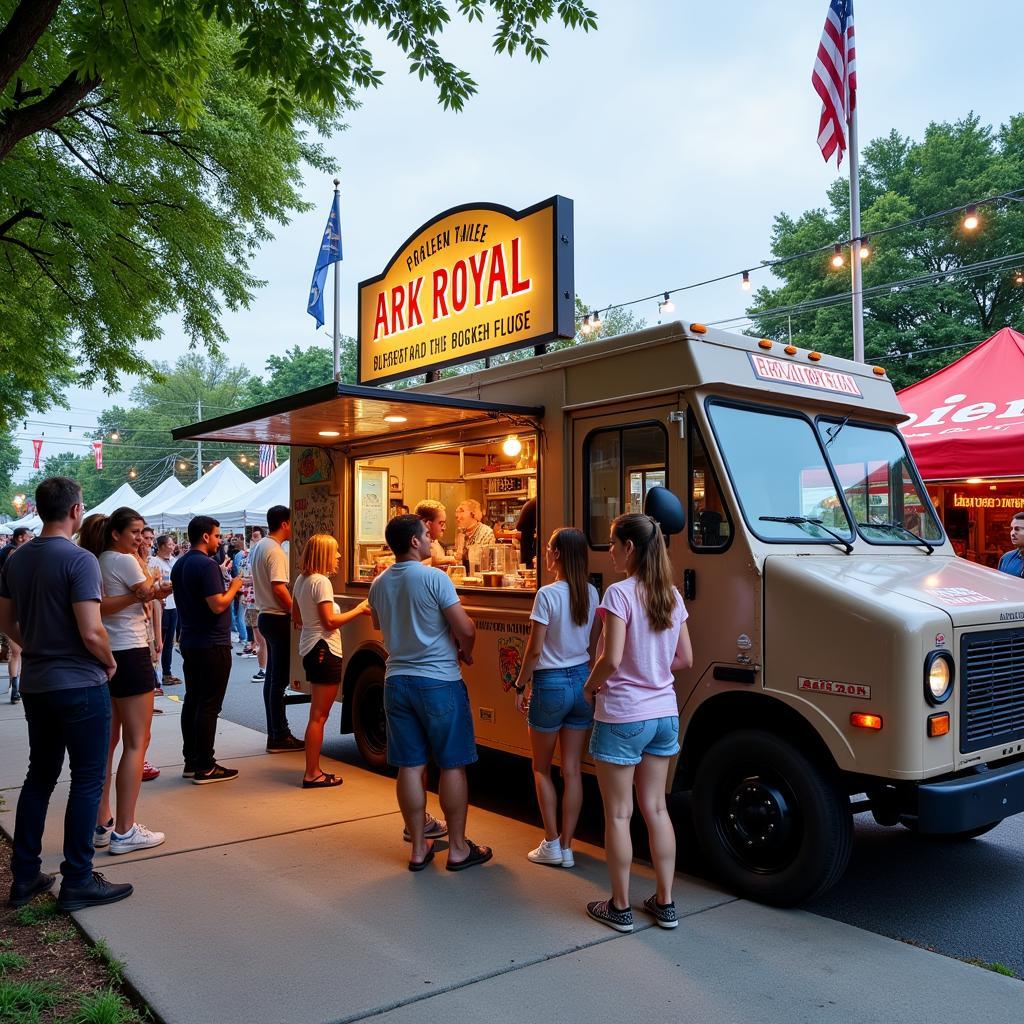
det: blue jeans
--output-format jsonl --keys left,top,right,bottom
{"left": 527, "top": 663, "right": 594, "bottom": 733}
{"left": 12, "top": 686, "right": 111, "bottom": 888}
{"left": 258, "top": 612, "right": 291, "bottom": 740}
{"left": 384, "top": 675, "right": 478, "bottom": 769}
{"left": 231, "top": 596, "right": 249, "bottom": 645}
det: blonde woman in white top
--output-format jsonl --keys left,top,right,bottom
{"left": 292, "top": 535, "right": 370, "bottom": 787}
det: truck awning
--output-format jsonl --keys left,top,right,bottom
{"left": 171, "top": 382, "right": 544, "bottom": 447}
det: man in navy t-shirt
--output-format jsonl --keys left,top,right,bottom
{"left": 997, "top": 511, "right": 1024, "bottom": 579}
{"left": 171, "top": 515, "right": 242, "bottom": 784}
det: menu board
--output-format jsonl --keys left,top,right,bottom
{"left": 357, "top": 466, "right": 388, "bottom": 543}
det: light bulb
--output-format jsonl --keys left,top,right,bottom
{"left": 110, "top": 430, "right": 120, "bottom": 441}
{"left": 859, "top": 238, "right": 871, "bottom": 259}
{"left": 129, "top": 469, "right": 136, "bottom": 479}
{"left": 591, "top": 309, "right": 602, "bottom": 329}
{"left": 178, "top": 462, "right": 187, "bottom": 471}
{"left": 741, "top": 271, "right": 751, "bottom": 291}
{"left": 831, "top": 244, "right": 845, "bottom": 269}
{"left": 580, "top": 316, "right": 592, "bottom": 335}
{"left": 502, "top": 435, "right": 522, "bottom": 457}
{"left": 659, "top": 291, "right": 675, "bottom": 314}
{"left": 963, "top": 205, "right": 978, "bottom": 231}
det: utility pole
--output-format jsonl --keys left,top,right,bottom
{"left": 196, "top": 396, "right": 203, "bottom": 480}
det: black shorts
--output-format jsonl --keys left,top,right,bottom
{"left": 109, "top": 647, "right": 157, "bottom": 699}
{"left": 302, "top": 640, "right": 343, "bottom": 685}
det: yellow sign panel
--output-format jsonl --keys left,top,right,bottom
{"left": 357, "top": 196, "right": 574, "bottom": 385}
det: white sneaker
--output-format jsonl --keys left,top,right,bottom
{"left": 527, "top": 839, "right": 564, "bottom": 865}
{"left": 561, "top": 847, "right": 575, "bottom": 868}
{"left": 93, "top": 818, "right": 114, "bottom": 849}
{"left": 109, "top": 823, "right": 166, "bottom": 855}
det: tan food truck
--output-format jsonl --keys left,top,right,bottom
{"left": 176, "top": 320, "right": 1024, "bottom": 906}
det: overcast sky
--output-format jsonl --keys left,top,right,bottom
{"left": 17, "top": 0, "right": 1020, "bottom": 481}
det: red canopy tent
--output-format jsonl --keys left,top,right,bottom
{"left": 898, "top": 327, "right": 1024, "bottom": 480}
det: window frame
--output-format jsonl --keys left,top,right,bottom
{"left": 813, "top": 415, "right": 946, "bottom": 547}
{"left": 582, "top": 419, "right": 669, "bottom": 551}
{"left": 687, "top": 409, "right": 734, "bottom": 555}
{"left": 704, "top": 397, "right": 855, "bottom": 547}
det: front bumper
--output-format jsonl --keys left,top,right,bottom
{"left": 916, "top": 759, "right": 1024, "bottom": 833}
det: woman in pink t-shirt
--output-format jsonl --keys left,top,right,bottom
{"left": 582, "top": 513, "right": 692, "bottom": 933}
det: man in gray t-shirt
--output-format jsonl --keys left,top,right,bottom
{"left": 368, "top": 515, "right": 492, "bottom": 873}
{"left": 0, "top": 477, "right": 132, "bottom": 912}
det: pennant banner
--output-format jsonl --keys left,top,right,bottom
{"left": 32, "top": 438, "right": 42, "bottom": 469}
{"left": 92, "top": 440, "right": 103, "bottom": 470}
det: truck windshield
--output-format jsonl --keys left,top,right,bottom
{"left": 707, "top": 402, "right": 853, "bottom": 543}
{"left": 815, "top": 418, "right": 944, "bottom": 545}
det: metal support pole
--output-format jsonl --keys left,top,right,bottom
{"left": 196, "top": 397, "right": 203, "bottom": 480}
{"left": 333, "top": 178, "right": 341, "bottom": 382}
{"left": 848, "top": 104, "right": 865, "bottom": 364}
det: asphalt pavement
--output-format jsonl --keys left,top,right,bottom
{"left": 202, "top": 643, "right": 1024, "bottom": 979}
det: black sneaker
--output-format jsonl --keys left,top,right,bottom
{"left": 56, "top": 872, "right": 133, "bottom": 911}
{"left": 642, "top": 894, "right": 679, "bottom": 929}
{"left": 8, "top": 871, "right": 55, "bottom": 908}
{"left": 266, "top": 735, "right": 304, "bottom": 753}
{"left": 586, "top": 898, "right": 634, "bottom": 933}
{"left": 192, "top": 764, "right": 239, "bottom": 785}
{"left": 181, "top": 766, "right": 196, "bottom": 779}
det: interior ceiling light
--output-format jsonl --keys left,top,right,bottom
{"left": 502, "top": 435, "right": 522, "bottom": 457}
{"left": 383, "top": 415, "right": 407, "bottom": 424}
{"left": 318, "top": 429, "right": 341, "bottom": 437}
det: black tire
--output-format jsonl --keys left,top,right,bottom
{"left": 902, "top": 819, "right": 1003, "bottom": 841}
{"left": 692, "top": 729, "right": 852, "bottom": 906}
{"left": 351, "top": 662, "right": 389, "bottom": 772}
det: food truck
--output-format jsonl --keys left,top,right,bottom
{"left": 175, "top": 196, "right": 1024, "bottom": 906}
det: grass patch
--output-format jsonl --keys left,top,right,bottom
{"left": 0, "top": 979, "right": 60, "bottom": 1022}
{"left": 966, "top": 958, "right": 1018, "bottom": 978}
{"left": 0, "top": 952, "right": 26, "bottom": 977}
{"left": 14, "top": 901, "right": 59, "bottom": 927}
{"left": 38, "top": 924, "right": 78, "bottom": 945}
{"left": 65, "top": 989, "right": 141, "bottom": 1024}
{"left": 88, "top": 940, "right": 125, "bottom": 987}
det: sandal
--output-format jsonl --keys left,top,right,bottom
{"left": 408, "top": 840, "right": 436, "bottom": 872}
{"left": 302, "top": 772, "right": 343, "bottom": 789}
{"left": 446, "top": 840, "right": 493, "bottom": 872}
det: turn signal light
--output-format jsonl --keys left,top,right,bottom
{"left": 851, "top": 712, "right": 883, "bottom": 730}
{"left": 872, "top": 366, "right": 886, "bottom": 376}
{"left": 808, "top": 351, "right": 822, "bottom": 361}
{"left": 758, "top": 339, "right": 772, "bottom": 350}
{"left": 927, "top": 713, "right": 950, "bottom": 737}
{"left": 784, "top": 345, "right": 797, "bottom": 355}
{"left": 689, "top": 322, "right": 708, "bottom": 334}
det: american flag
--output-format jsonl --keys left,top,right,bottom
{"left": 258, "top": 444, "right": 277, "bottom": 478}
{"left": 812, "top": 0, "right": 856, "bottom": 166}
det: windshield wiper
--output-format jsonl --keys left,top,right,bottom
{"left": 759, "top": 515, "right": 853, "bottom": 554}
{"left": 823, "top": 416, "right": 849, "bottom": 448}
{"left": 857, "top": 520, "right": 935, "bottom": 554}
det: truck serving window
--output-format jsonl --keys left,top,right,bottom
{"left": 816, "top": 418, "right": 944, "bottom": 545}
{"left": 706, "top": 401, "right": 853, "bottom": 544}
{"left": 585, "top": 423, "right": 667, "bottom": 548}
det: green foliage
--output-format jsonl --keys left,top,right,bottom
{"left": 0, "top": 952, "right": 26, "bottom": 976}
{"left": 0, "top": 1, "right": 597, "bottom": 423}
{"left": 38, "top": 925, "right": 77, "bottom": 945}
{"left": 88, "top": 940, "right": 125, "bottom": 987}
{"left": 244, "top": 340, "right": 357, "bottom": 405}
{"left": 66, "top": 989, "right": 141, "bottom": 1024}
{"left": 13, "top": 900, "right": 59, "bottom": 926}
{"left": 747, "top": 114, "right": 1024, "bottom": 389}
{"left": 0, "top": 979, "right": 60, "bottom": 1022}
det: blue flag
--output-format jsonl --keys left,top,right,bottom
{"left": 307, "top": 193, "right": 342, "bottom": 328}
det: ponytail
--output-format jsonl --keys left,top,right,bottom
{"left": 549, "top": 528, "right": 590, "bottom": 627}
{"left": 611, "top": 513, "right": 676, "bottom": 631}
{"left": 77, "top": 507, "right": 144, "bottom": 556}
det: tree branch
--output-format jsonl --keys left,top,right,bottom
{"left": 0, "top": 0, "right": 62, "bottom": 96}
{"left": 0, "top": 207, "right": 44, "bottom": 238}
{"left": 0, "top": 69, "right": 101, "bottom": 162}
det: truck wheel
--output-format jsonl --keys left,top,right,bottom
{"left": 692, "top": 729, "right": 852, "bottom": 906}
{"left": 902, "top": 820, "right": 1003, "bottom": 841}
{"left": 352, "top": 663, "right": 389, "bottom": 772}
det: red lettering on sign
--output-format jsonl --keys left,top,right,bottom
{"left": 452, "top": 260, "right": 468, "bottom": 312}
{"left": 433, "top": 268, "right": 449, "bottom": 319}
{"left": 511, "top": 236, "right": 531, "bottom": 295}
{"left": 373, "top": 292, "right": 389, "bottom": 341}
{"left": 487, "top": 243, "right": 509, "bottom": 303}
{"left": 390, "top": 285, "right": 406, "bottom": 334}
{"left": 407, "top": 277, "right": 423, "bottom": 328}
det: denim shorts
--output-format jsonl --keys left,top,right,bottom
{"left": 589, "top": 716, "right": 680, "bottom": 766}
{"left": 527, "top": 663, "right": 594, "bottom": 733}
{"left": 384, "top": 674, "right": 479, "bottom": 770}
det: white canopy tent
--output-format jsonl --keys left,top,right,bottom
{"left": 148, "top": 459, "right": 254, "bottom": 530}
{"left": 134, "top": 476, "right": 186, "bottom": 518}
{"left": 202, "top": 460, "right": 289, "bottom": 530}
{"left": 4, "top": 480, "right": 141, "bottom": 535}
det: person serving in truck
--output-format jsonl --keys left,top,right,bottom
{"left": 453, "top": 500, "right": 495, "bottom": 568}
{"left": 997, "top": 509, "right": 1024, "bottom": 578}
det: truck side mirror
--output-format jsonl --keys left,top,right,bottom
{"left": 644, "top": 486, "right": 686, "bottom": 536}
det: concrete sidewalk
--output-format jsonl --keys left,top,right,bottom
{"left": 0, "top": 688, "right": 1020, "bottom": 1024}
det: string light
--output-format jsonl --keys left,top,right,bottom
{"left": 658, "top": 292, "right": 675, "bottom": 314}
{"left": 591, "top": 309, "right": 602, "bottom": 329}
{"left": 129, "top": 468, "right": 137, "bottom": 479}
{"left": 110, "top": 429, "right": 120, "bottom": 442}
{"left": 859, "top": 237, "right": 871, "bottom": 260}
{"left": 580, "top": 315, "right": 592, "bottom": 335}
{"left": 831, "top": 244, "right": 845, "bottom": 269}
{"left": 1015, "top": 270, "right": 1024, "bottom": 286}
{"left": 741, "top": 271, "right": 751, "bottom": 291}
{"left": 963, "top": 205, "right": 979, "bottom": 231}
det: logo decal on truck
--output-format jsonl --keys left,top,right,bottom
{"left": 798, "top": 677, "right": 871, "bottom": 699}
{"left": 498, "top": 636, "right": 525, "bottom": 692}
{"left": 747, "top": 353, "right": 863, "bottom": 398}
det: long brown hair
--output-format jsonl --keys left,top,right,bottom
{"left": 611, "top": 513, "right": 676, "bottom": 631}
{"left": 549, "top": 527, "right": 590, "bottom": 627}
{"left": 77, "top": 507, "right": 144, "bottom": 557}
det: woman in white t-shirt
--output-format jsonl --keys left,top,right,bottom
{"left": 79, "top": 508, "right": 171, "bottom": 856}
{"left": 513, "top": 528, "right": 601, "bottom": 869}
{"left": 292, "top": 534, "right": 370, "bottom": 788}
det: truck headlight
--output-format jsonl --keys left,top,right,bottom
{"left": 924, "top": 651, "right": 954, "bottom": 705}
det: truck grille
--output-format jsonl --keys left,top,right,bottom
{"left": 960, "top": 628, "right": 1024, "bottom": 754}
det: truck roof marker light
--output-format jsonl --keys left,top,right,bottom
{"left": 850, "top": 712, "right": 882, "bottom": 730}
{"left": 872, "top": 366, "right": 886, "bottom": 376}
{"left": 689, "top": 323, "right": 708, "bottom": 334}
{"left": 758, "top": 339, "right": 772, "bottom": 350}
{"left": 784, "top": 345, "right": 798, "bottom": 355}
{"left": 808, "top": 351, "right": 822, "bottom": 361}
{"left": 927, "top": 713, "right": 950, "bottom": 738}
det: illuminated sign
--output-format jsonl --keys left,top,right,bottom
{"left": 951, "top": 493, "right": 1024, "bottom": 509}
{"left": 357, "top": 197, "right": 574, "bottom": 385}
{"left": 747, "top": 353, "right": 863, "bottom": 397}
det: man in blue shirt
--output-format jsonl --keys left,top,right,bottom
{"left": 0, "top": 477, "right": 133, "bottom": 911}
{"left": 997, "top": 511, "right": 1024, "bottom": 578}
{"left": 171, "top": 515, "right": 243, "bottom": 784}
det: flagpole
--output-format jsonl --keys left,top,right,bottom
{"left": 332, "top": 178, "right": 341, "bottom": 382}
{"left": 847, "top": 93, "right": 865, "bottom": 363}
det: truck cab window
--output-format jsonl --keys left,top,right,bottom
{"left": 689, "top": 416, "right": 731, "bottom": 551}
{"left": 585, "top": 423, "right": 667, "bottom": 547}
